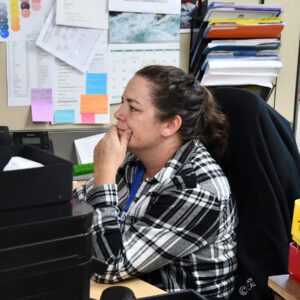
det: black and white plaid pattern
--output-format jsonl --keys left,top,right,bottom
{"left": 74, "top": 140, "right": 238, "bottom": 299}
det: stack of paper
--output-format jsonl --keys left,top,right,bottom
{"left": 189, "top": 2, "right": 284, "bottom": 95}
{"left": 199, "top": 38, "right": 282, "bottom": 88}
{"left": 74, "top": 133, "right": 105, "bottom": 164}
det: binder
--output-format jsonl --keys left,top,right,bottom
{"left": 204, "top": 3, "right": 283, "bottom": 21}
{"left": 189, "top": 2, "right": 284, "bottom": 101}
{"left": 204, "top": 23, "right": 284, "bottom": 39}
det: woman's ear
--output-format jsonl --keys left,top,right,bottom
{"left": 162, "top": 115, "right": 182, "bottom": 137}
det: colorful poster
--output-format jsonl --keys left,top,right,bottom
{"left": 0, "top": 0, "right": 54, "bottom": 41}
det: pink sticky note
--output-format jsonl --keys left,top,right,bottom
{"left": 81, "top": 113, "right": 95, "bottom": 124}
{"left": 31, "top": 89, "right": 53, "bottom": 122}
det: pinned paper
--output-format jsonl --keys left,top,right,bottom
{"left": 31, "top": 88, "right": 53, "bottom": 122}
{"left": 86, "top": 73, "right": 107, "bottom": 94}
{"left": 54, "top": 109, "right": 75, "bottom": 124}
{"left": 80, "top": 94, "right": 108, "bottom": 114}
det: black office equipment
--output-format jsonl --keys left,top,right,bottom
{"left": 13, "top": 131, "right": 54, "bottom": 154}
{"left": 99, "top": 287, "right": 207, "bottom": 300}
{"left": 100, "top": 286, "right": 136, "bottom": 300}
{"left": 0, "top": 126, "right": 12, "bottom": 146}
{"left": 140, "top": 290, "right": 206, "bottom": 299}
{"left": 0, "top": 200, "right": 94, "bottom": 299}
{"left": 0, "top": 145, "right": 73, "bottom": 210}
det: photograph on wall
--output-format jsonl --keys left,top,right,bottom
{"left": 180, "top": 0, "right": 200, "bottom": 32}
{"left": 109, "top": 12, "right": 180, "bottom": 44}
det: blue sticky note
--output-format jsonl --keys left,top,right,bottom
{"left": 86, "top": 73, "right": 107, "bottom": 94}
{"left": 54, "top": 110, "right": 75, "bottom": 124}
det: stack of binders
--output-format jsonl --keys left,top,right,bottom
{"left": 189, "top": 2, "right": 284, "bottom": 100}
{"left": 0, "top": 145, "right": 94, "bottom": 299}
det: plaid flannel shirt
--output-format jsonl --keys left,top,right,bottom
{"left": 73, "top": 139, "right": 238, "bottom": 299}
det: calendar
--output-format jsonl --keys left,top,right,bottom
{"left": 108, "top": 43, "right": 180, "bottom": 103}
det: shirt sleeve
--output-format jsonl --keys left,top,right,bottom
{"left": 85, "top": 183, "right": 222, "bottom": 283}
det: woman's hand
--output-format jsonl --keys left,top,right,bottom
{"left": 93, "top": 125, "right": 132, "bottom": 186}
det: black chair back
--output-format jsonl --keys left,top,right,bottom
{"left": 213, "top": 87, "right": 300, "bottom": 300}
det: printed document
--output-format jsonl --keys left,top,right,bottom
{"left": 56, "top": 0, "right": 109, "bottom": 29}
{"left": 74, "top": 133, "right": 106, "bottom": 164}
{"left": 109, "top": 0, "right": 181, "bottom": 15}
{"left": 36, "top": 8, "right": 104, "bottom": 72}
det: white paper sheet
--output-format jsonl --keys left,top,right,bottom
{"left": 109, "top": 0, "right": 181, "bottom": 15}
{"left": 108, "top": 43, "right": 180, "bottom": 103}
{"left": 7, "top": 40, "right": 55, "bottom": 107}
{"left": 207, "top": 59, "right": 283, "bottom": 70}
{"left": 3, "top": 157, "right": 44, "bottom": 171}
{"left": 201, "top": 73, "right": 275, "bottom": 88}
{"left": 56, "top": 0, "right": 109, "bottom": 29}
{"left": 28, "top": 41, "right": 56, "bottom": 90}
{"left": 54, "top": 59, "right": 85, "bottom": 113}
{"left": 36, "top": 8, "right": 105, "bottom": 72}
{"left": 74, "top": 133, "right": 106, "bottom": 164}
{"left": 6, "top": 41, "right": 29, "bottom": 106}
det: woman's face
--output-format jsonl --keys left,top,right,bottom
{"left": 114, "top": 75, "right": 166, "bottom": 154}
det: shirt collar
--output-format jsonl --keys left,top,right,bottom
{"left": 123, "top": 139, "right": 202, "bottom": 183}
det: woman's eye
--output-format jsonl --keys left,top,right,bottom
{"left": 129, "top": 106, "right": 138, "bottom": 112}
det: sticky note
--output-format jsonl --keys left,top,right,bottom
{"left": 81, "top": 113, "right": 95, "bottom": 124}
{"left": 86, "top": 73, "right": 107, "bottom": 94}
{"left": 31, "top": 88, "right": 53, "bottom": 122}
{"left": 54, "top": 110, "right": 75, "bottom": 124}
{"left": 80, "top": 94, "right": 108, "bottom": 114}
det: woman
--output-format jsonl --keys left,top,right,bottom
{"left": 74, "top": 65, "right": 238, "bottom": 299}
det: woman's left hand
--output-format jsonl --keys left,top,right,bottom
{"left": 93, "top": 125, "right": 132, "bottom": 186}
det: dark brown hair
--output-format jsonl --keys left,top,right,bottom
{"left": 135, "top": 65, "right": 229, "bottom": 163}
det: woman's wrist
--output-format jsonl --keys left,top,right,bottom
{"left": 93, "top": 167, "right": 117, "bottom": 186}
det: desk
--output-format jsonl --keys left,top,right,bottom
{"left": 90, "top": 278, "right": 166, "bottom": 299}
{"left": 268, "top": 275, "right": 300, "bottom": 300}
{"left": 73, "top": 180, "right": 87, "bottom": 189}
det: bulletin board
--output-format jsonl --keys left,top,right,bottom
{"left": 0, "top": 34, "right": 190, "bottom": 131}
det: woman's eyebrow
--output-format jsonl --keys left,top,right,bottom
{"left": 127, "top": 98, "right": 141, "bottom": 106}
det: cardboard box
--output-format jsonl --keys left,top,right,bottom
{"left": 0, "top": 145, "right": 73, "bottom": 210}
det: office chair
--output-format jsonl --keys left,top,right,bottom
{"left": 212, "top": 87, "right": 300, "bottom": 300}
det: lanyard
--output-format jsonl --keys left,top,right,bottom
{"left": 120, "top": 164, "right": 144, "bottom": 217}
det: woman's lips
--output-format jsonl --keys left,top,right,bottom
{"left": 117, "top": 127, "right": 127, "bottom": 136}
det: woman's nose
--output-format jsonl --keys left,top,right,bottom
{"left": 114, "top": 103, "right": 126, "bottom": 121}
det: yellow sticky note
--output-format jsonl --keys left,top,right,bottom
{"left": 80, "top": 95, "right": 108, "bottom": 114}
{"left": 292, "top": 199, "right": 300, "bottom": 245}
